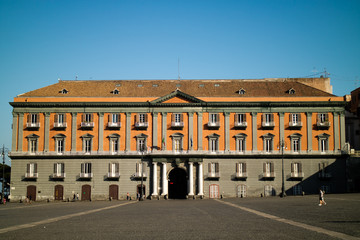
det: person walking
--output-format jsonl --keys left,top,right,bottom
{"left": 319, "top": 189, "right": 326, "bottom": 206}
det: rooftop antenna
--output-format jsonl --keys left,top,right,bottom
{"left": 75, "top": 75, "right": 78, "bottom": 80}
{"left": 324, "top": 68, "right": 329, "bottom": 78}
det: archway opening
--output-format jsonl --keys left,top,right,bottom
{"left": 168, "top": 167, "right": 187, "bottom": 199}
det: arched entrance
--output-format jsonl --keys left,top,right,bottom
{"left": 54, "top": 185, "right": 64, "bottom": 200}
{"left": 109, "top": 185, "right": 118, "bottom": 200}
{"left": 168, "top": 167, "right": 187, "bottom": 199}
{"left": 81, "top": 184, "right": 91, "bottom": 201}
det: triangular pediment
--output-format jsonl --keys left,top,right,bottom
{"left": 151, "top": 89, "right": 204, "bottom": 104}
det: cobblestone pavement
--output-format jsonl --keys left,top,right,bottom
{"left": 0, "top": 194, "right": 359, "bottom": 240}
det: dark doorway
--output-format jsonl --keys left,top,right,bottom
{"left": 137, "top": 184, "right": 145, "bottom": 200}
{"left": 109, "top": 185, "right": 118, "bottom": 200}
{"left": 168, "top": 167, "right": 187, "bottom": 199}
{"left": 27, "top": 185, "right": 36, "bottom": 201}
{"left": 81, "top": 184, "right": 91, "bottom": 201}
{"left": 54, "top": 185, "right": 64, "bottom": 200}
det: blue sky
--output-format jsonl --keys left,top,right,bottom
{"left": 0, "top": 0, "right": 359, "bottom": 165}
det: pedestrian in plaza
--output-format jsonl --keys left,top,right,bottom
{"left": 319, "top": 189, "right": 326, "bottom": 206}
{"left": 76, "top": 193, "right": 79, "bottom": 200}
{"left": 127, "top": 192, "right": 130, "bottom": 200}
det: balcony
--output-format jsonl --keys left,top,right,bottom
{"left": 317, "top": 121, "right": 331, "bottom": 129}
{"left": 81, "top": 122, "right": 94, "bottom": 128}
{"left": 207, "top": 172, "right": 220, "bottom": 179}
{"left": 79, "top": 173, "right": 93, "bottom": 179}
{"left": 132, "top": 172, "right": 147, "bottom": 179}
{"left": 51, "top": 173, "right": 66, "bottom": 179}
{"left": 54, "top": 122, "right": 67, "bottom": 128}
{"left": 260, "top": 172, "right": 275, "bottom": 179}
{"left": 234, "top": 121, "right": 247, "bottom": 128}
{"left": 135, "top": 122, "right": 148, "bottom": 128}
{"left": 262, "top": 121, "right": 275, "bottom": 128}
{"left": 171, "top": 121, "right": 184, "bottom": 128}
{"left": 234, "top": 172, "right": 247, "bottom": 179}
{"left": 289, "top": 121, "right": 302, "bottom": 128}
{"left": 24, "top": 173, "right": 38, "bottom": 179}
{"left": 107, "top": 172, "right": 120, "bottom": 179}
{"left": 207, "top": 121, "right": 220, "bottom": 128}
{"left": 108, "top": 122, "right": 121, "bottom": 128}
{"left": 287, "top": 172, "right": 304, "bottom": 180}
{"left": 26, "top": 122, "right": 40, "bottom": 129}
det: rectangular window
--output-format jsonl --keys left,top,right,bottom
{"left": 209, "top": 113, "right": 219, "bottom": 124}
{"left": 210, "top": 138, "right": 218, "bottom": 153}
{"left": 238, "top": 138, "right": 245, "bottom": 152}
{"left": 84, "top": 113, "right": 92, "bottom": 122}
{"left": 111, "top": 139, "right": 119, "bottom": 153}
{"left": 263, "top": 162, "right": 274, "bottom": 178}
{"left": 319, "top": 113, "right": 328, "bottom": 123}
{"left": 265, "top": 114, "right": 273, "bottom": 123}
{"left": 31, "top": 114, "right": 38, "bottom": 124}
{"left": 265, "top": 138, "right": 273, "bottom": 153}
{"left": 237, "top": 185, "right": 246, "bottom": 197}
{"left": 26, "top": 163, "right": 38, "bottom": 178}
{"left": 80, "top": 163, "right": 92, "bottom": 178}
{"left": 53, "top": 163, "right": 65, "bottom": 177}
{"left": 235, "top": 113, "right": 247, "bottom": 127}
{"left": 171, "top": 113, "right": 184, "bottom": 127}
{"left": 292, "top": 139, "right": 300, "bottom": 153}
{"left": 30, "top": 139, "right": 37, "bottom": 153}
{"left": 112, "top": 113, "right": 120, "bottom": 123}
{"left": 174, "top": 139, "right": 181, "bottom": 152}
{"left": 236, "top": 163, "right": 247, "bottom": 177}
{"left": 138, "top": 139, "right": 146, "bottom": 152}
{"left": 320, "top": 139, "right": 327, "bottom": 152}
{"left": 139, "top": 114, "right": 146, "bottom": 123}
{"left": 27, "top": 113, "right": 40, "bottom": 128}
{"left": 291, "top": 162, "right": 302, "bottom": 178}
{"left": 85, "top": 139, "right": 92, "bottom": 153}
{"left": 136, "top": 162, "right": 146, "bottom": 177}
{"left": 57, "top": 139, "right": 64, "bottom": 154}
{"left": 108, "top": 163, "right": 119, "bottom": 178}
{"left": 208, "top": 163, "right": 219, "bottom": 178}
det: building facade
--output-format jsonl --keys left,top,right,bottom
{"left": 9, "top": 78, "right": 348, "bottom": 201}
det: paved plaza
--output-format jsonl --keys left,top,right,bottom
{"left": 0, "top": 194, "right": 359, "bottom": 240}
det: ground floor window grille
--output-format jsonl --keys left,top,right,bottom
{"left": 237, "top": 185, "right": 246, "bottom": 197}
{"left": 293, "top": 185, "right": 302, "bottom": 195}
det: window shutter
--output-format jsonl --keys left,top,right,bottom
{"left": 270, "top": 162, "right": 274, "bottom": 173}
{"left": 263, "top": 163, "right": 266, "bottom": 173}
{"left": 243, "top": 163, "right": 247, "bottom": 173}
{"left": 81, "top": 163, "right": 84, "bottom": 174}
{"left": 91, "top": 113, "right": 94, "bottom": 122}
{"left": 236, "top": 163, "right": 239, "bottom": 173}
{"left": 34, "top": 163, "right": 37, "bottom": 173}
{"left": 289, "top": 114, "right": 292, "bottom": 122}
{"left": 54, "top": 114, "right": 58, "bottom": 123}
{"left": 270, "top": 113, "right": 274, "bottom": 122}
{"left": 108, "top": 114, "right": 111, "bottom": 123}
{"left": 61, "top": 163, "right": 65, "bottom": 173}
{"left": 27, "top": 114, "right": 30, "bottom": 123}
{"left": 117, "top": 114, "right": 120, "bottom": 123}
{"left": 136, "top": 163, "right": 140, "bottom": 173}
{"left": 261, "top": 114, "right": 264, "bottom": 123}
{"left": 54, "top": 163, "right": 57, "bottom": 173}
{"left": 208, "top": 163, "right": 211, "bottom": 173}
{"left": 243, "top": 114, "right": 246, "bottom": 122}
{"left": 145, "top": 114, "right": 148, "bottom": 122}
{"left": 215, "top": 163, "right": 219, "bottom": 173}
{"left": 171, "top": 113, "right": 175, "bottom": 122}
{"left": 64, "top": 114, "right": 67, "bottom": 122}
{"left": 82, "top": 114, "right": 85, "bottom": 122}
{"left": 291, "top": 163, "right": 294, "bottom": 173}
{"left": 299, "top": 163, "right": 302, "bottom": 173}
{"left": 89, "top": 163, "right": 92, "bottom": 173}
{"left": 180, "top": 113, "right": 183, "bottom": 122}
{"left": 325, "top": 113, "right": 329, "bottom": 122}
{"left": 298, "top": 114, "right": 301, "bottom": 122}
{"left": 115, "top": 163, "right": 119, "bottom": 173}
{"left": 27, "top": 163, "right": 30, "bottom": 173}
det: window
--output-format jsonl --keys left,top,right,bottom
{"left": 53, "top": 163, "right": 65, "bottom": 178}
{"left": 262, "top": 134, "right": 274, "bottom": 153}
{"left": 288, "top": 88, "right": 296, "bottom": 95}
{"left": 135, "top": 162, "right": 146, "bottom": 178}
{"left": 135, "top": 113, "right": 148, "bottom": 128}
{"left": 263, "top": 162, "right": 275, "bottom": 178}
{"left": 108, "top": 113, "right": 121, "bottom": 128}
{"left": 238, "top": 88, "right": 246, "bottom": 95}
{"left": 208, "top": 113, "right": 220, "bottom": 127}
{"left": 317, "top": 134, "right": 329, "bottom": 153}
{"left": 25, "top": 163, "right": 38, "bottom": 178}
{"left": 236, "top": 162, "right": 247, "bottom": 178}
{"left": 54, "top": 113, "right": 67, "bottom": 128}
{"left": 317, "top": 113, "right": 330, "bottom": 128}
{"left": 289, "top": 113, "right": 302, "bottom": 127}
{"left": 60, "top": 89, "right": 68, "bottom": 94}
{"left": 235, "top": 133, "right": 247, "bottom": 153}
{"left": 237, "top": 185, "right": 247, "bottom": 197}
{"left": 81, "top": 134, "right": 94, "bottom": 154}
{"left": 234, "top": 113, "right": 247, "bottom": 127}
{"left": 318, "top": 162, "right": 331, "bottom": 179}
{"left": 264, "top": 185, "right": 275, "bottom": 196}
{"left": 112, "top": 89, "right": 119, "bottom": 94}
{"left": 26, "top": 134, "right": 39, "bottom": 154}
{"left": 292, "top": 139, "right": 300, "bottom": 153}
{"left": 208, "top": 162, "right": 220, "bottom": 178}
{"left": 81, "top": 113, "right": 94, "bottom": 128}
{"left": 108, "top": 163, "right": 120, "bottom": 178}
{"left": 291, "top": 162, "right": 303, "bottom": 178}
{"left": 262, "top": 113, "right": 275, "bottom": 128}
{"left": 209, "top": 184, "right": 220, "bottom": 198}
{"left": 208, "top": 136, "right": 219, "bottom": 153}
{"left": 171, "top": 133, "right": 183, "bottom": 153}
{"left": 136, "top": 133, "right": 148, "bottom": 152}
{"left": 54, "top": 134, "right": 66, "bottom": 154}
{"left": 293, "top": 185, "right": 302, "bottom": 195}
{"left": 111, "top": 139, "right": 119, "bottom": 153}
{"left": 80, "top": 163, "right": 92, "bottom": 178}
{"left": 26, "top": 113, "right": 40, "bottom": 128}
{"left": 171, "top": 113, "right": 184, "bottom": 128}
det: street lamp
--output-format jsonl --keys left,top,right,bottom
{"left": 278, "top": 139, "right": 287, "bottom": 198}
{"left": 1, "top": 145, "right": 9, "bottom": 204}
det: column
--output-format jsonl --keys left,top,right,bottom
{"left": 340, "top": 112, "right": 346, "bottom": 150}
{"left": 224, "top": 112, "right": 230, "bottom": 152}
{"left": 251, "top": 112, "right": 257, "bottom": 152}
{"left": 197, "top": 112, "right": 203, "bottom": 150}
{"left": 71, "top": 113, "right": 77, "bottom": 153}
{"left": 161, "top": 162, "right": 168, "bottom": 196}
{"left": 188, "top": 112, "right": 193, "bottom": 151}
{"left": 279, "top": 112, "right": 284, "bottom": 142}
{"left": 98, "top": 113, "right": 104, "bottom": 153}
{"left": 152, "top": 112, "right": 158, "bottom": 152}
{"left": 11, "top": 113, "right": 18, "bottom": 152}
{"left": 152, "top": 162, "right": 158, "bottom": 196}
{"left": 44, "top": 112, "right": 50, "bottom": 152}
{"left": 333, "top": 112, "right": 339, "bottom": 152}
{"left": 162, "top": 113, "right": 167, "bottom": 151}
{"left": 306, "top": 112, "right": 312, "bottom": 151}
{"left": 126, "top": 112, "right": 131, "bottom": 152}
{"left": 18, "top": 113, "right": 24, "bottom": 152}
{"left": 197, "top": 162, "right": 204, "bottom": 196}
{"left": 188, "top": 162, "right": 194, "bottom": 196}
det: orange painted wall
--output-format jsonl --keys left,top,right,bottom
{"left": 22, "top": 113, "right": 45, "bottom": 152}
{"left": 257, "top": 113, "right": 280, "bottom": 151}
{"left": 312, "top": 113, "right": 334, "bottom": 151}
{"left": 229, "top": 113, "right": 253, "bottom": 151}
{"left": 130, "top": 113, "right": 152, "bottom": 151}
{"left": 76, "top": 113, "right": 99, "bottom": 152}
{"left": 49, "top": 113, "right": 72, "bottom": 152}
{"left": 202, "top": 112, "right": 225, "bottom": 151}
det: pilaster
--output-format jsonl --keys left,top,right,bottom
{"left": 197, "top": 112, "right": 203, "bottom": 151}
{"left": 44, "top": 112, "right": 50, "bottom": 152}
{"left": 18, "top": 113, "right": 24, "bottom": 152}
{"left": 98, "top": 112, "right": 104, "bottom": 152}
{"left": 188, "top": 112, "right": 194, "bottom": 151}
{"left": 333, "top": 112, "right": 339, "bottom": 151}
{"left": 126, "top": 112, "right": 131, "bottom": 152}
{"left": 279, "top": 112, "right": 284, "bottom": 142}
{"left": 71, "top": 113, "right": 77, "bottom": 153}
{"left": 11, "top": 112, "right": 18, "bottom": 152}
{"left": 251, "top": 112, "right": 257, "bottom": 151}
{"left": 152, "top": 112, "right": 158, "bottom": 152}
{"left": 224, "top": 112, "right": 230, "bottom": 152}
{"left": 340, "top": 112, "right": 346, "bottom": 149}
{"left": 306, "top": 112, "right": 312, "bottom": 151}
{"left": 162, "top": 112, "right": 167, "bottom": 151}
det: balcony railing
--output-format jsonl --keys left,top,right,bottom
{"left": 79, "top": 173, "right": 93, "bottom": 179}
{"left": 234, "top": 121, "right": 247, "bottom": 128}
{"left": 135, "top": 122, "right": 148, "bottom": 128}
{"left": 107, "top": 122, "right": 121, "bottom": 128}
{"left": 54, "top": 122, "right": 67, "bottom": 128}
{"left": 289, "top": 121, "right": 303, "bottom": 128}
{"left": 25, "top": 173, "right": 38, "bottom": 178}
{"left": 260, "top": 172, "right": 276, "bottom": 179}
{"left": 26, "top": 122, "right": 40, "bottom": 128}
{"left": 317, "top": 121, "right": 331, "bottom": 128}
{"left": 51, "top": 173, "right": 66, "bottom": 179}
{"left": 262, "top": 122, "right": 275, "bottom": 128}
{"left": 287, "top": 172, "right": 304, "bottom": 179}
{"left": 81, "top": 122, "right": 95, "bottom": 128}
{"left": 133, "top": 172, "right": 147, "bottom": 179}
{"left": 171, "top": 121, "right": 184, "bottom": 128}
{"left": 207, "top": 172, "right": 220, "bottom": 179}
{"left": 207, "top": 121, "right": 220, "bottom": 128}
{"left": 107, "top": 172, "right": 120, "bottom": 179}
{"left": 234, "top": 172, "right": 247, "bottom": 179}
